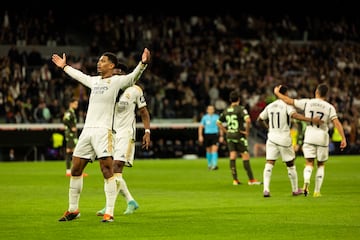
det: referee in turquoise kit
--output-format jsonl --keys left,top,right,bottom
{"left": 198, "top": 105, "right": 222, "bottom": 170}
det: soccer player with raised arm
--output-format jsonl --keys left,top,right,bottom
{"left": 274, "top": 83, "right": 347, "bottom": 197}
{"left": 257, "top": 85, "right": 323, "bottom": 197}
{"left": 96, "top": 63, "right": 151, "bottom": 216}
{"left": 52, "top": 48, "right": 150, "bottom": 222}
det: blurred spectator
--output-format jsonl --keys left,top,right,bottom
{"left": 0, "top": 11, "right": 360, "bottom": 156}
{"left": 8, "top": 148, "right": 15, "bottom": 161}
{"left": 33, "top": 100, "right": 51, "bottom": 123}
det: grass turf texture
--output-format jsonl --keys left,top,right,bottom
{"left": 0, "top": 155, "right": 359, "bottom": 240}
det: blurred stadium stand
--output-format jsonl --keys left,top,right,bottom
{"left": 1, "top": 12, "right": 359, "bottom": 160}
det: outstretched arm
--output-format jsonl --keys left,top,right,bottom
{"left": 274, "top": 85, "right": 295, "bottom": 105}
{"left": 52, "top": 53, "right": 92, "bottom": 88}
{"left": 123, "top": 48, "right": 151, "bottom": 86}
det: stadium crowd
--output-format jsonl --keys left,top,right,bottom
{"left": 0, "top": 10, "right": 359, "bottom": 157}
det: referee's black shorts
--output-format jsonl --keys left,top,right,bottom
{"left": 204, "top": 133, "right": 219, "bottom": 147}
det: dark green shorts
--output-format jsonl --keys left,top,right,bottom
{"left": 227, "top": 138, "right": 248, "bottom": 153}
{"left": 65, "top": 137, "right": 78, "bottom": 149}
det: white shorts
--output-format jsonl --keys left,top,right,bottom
{"left": 304, "top": 128, "right": 329, "bottom": 146}
{"left": 302, "top": 143, "right": 329, "bottom": 162}
{"left": 73, "top": 127, "right": 114, "bottom": 160}
{"left": 113, "top": 131, "right": 135, "bottom": 167}
{"left": 266, "top": 140, "right": 295, "bottom": 162}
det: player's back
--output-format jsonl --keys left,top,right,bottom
{"left": 260, "top": 99, "right": 295, "bottom": 146}
{"left": 295, "top": 98, "right": 337, "bottom": 146}
{"left": 218, "top": 105, "right": 248, "bottom": 140}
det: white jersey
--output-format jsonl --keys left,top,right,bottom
{"left": 294, "top": 98, "right": 338, "bottom": 146}
{"left": 64, "top": 62, "right": 146, "bottom": 130}
{"left": 114, "top": 85, "right": 147, "bottom": 135}
{"left": 258, "top": 99, "right": 296, "bottom": 147}
{"left": 113, "top": 85, "right": 147, "bottom": 166}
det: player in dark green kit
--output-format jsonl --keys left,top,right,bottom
{"left": 217, "top": 90, "right": 262, "bottom": 185}
{"left": 63, "top": 97, "right": 80, "bottom": 176}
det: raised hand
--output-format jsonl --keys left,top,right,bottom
{"left": 52, "top": 53, "right": 67, "bottom": 69}
{"left": 141, "top": 48, "right": 151, "bottom": 64}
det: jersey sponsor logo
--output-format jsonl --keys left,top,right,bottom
{"left": 93, "top": 86, "right": 109, "bottom": 94}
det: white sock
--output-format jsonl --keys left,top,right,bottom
{"left": 118, "top": 176, "right": 134, "bottom": 203}
{"left": 263, "top": 163, "right": 273, "bottom": 192}
{"left": 303, "top": 165, "right": 313, "bottom": 186}
{"left": 287, "top": 165, "right": 298, "bottom": 192}
{"left": 104, "top": 176, "right": 117, "bottom": 216}
{"left": 114, "top": 173, "right": 122, "bottom": 193}
{"left": 314, "top": 166, "right": 325, "bottom": 193}
{"left": 69, "top": 176, "right": 83, "bottom": 212}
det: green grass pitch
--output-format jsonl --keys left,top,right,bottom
{"left": 0, "top": 155, "right": 359, "bottom": 240}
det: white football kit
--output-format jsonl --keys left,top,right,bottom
{"left": 294, "top": 98, "right": 338, "bottom": 161}
{"left": 258, "top": 99, "right": 296, "bottom": 161}
{"left": 113, "top": 85, "right": 147, "bottom": 166}
{"left": 64, "top": 62, "right": 147, "bottom": 159}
